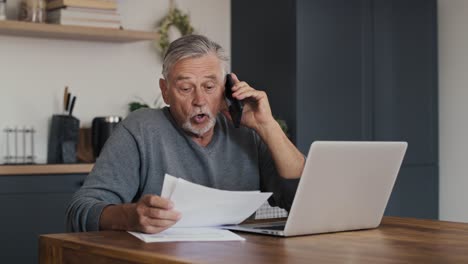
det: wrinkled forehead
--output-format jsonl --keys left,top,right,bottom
{"left": 167, "top": 53, "right": 226, "bottom": 81}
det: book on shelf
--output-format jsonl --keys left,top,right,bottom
{"left": 47, "top": 17, "right": 121, "bottom": 29}
{"left": 47, "top": 0, "right": 117, "bottom": 11}
{"left": 48, "top": 8, "right": 121, "bottom": 23}
{"left": 55, "top": 6, "right": 119, "bottom": 15}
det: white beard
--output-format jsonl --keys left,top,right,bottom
{"left": 181, "top": 108, "right": 216, "bottom": 136}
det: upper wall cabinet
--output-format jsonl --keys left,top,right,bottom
{"left": 0, "top": 20, "right": 158, "bottom": 42}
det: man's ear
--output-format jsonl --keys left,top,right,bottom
{"left": 159, "top": 78, "right": 170, "bottom": 105}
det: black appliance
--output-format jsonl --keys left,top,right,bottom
{"left": 92, "top": 116, "right": 122, "bottom": 158}
{"left": 47, "top": 114, "right": 80, "bottom": 164}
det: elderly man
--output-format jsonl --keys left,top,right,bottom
{"left": 66, "top": 34, "right": 305, "bottom": 234}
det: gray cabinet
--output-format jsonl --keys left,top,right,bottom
{"left": 372, "top": 0, "right": 438, "bottom": 218}
{"left": 232, "top": 0, "right": 438, "bottom": 219}
{"left": 0, "top": 174, "right": 85, "bottom": 264}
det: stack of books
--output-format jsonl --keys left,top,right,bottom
{"left": 46, "top": 0, "right": 121, "bottom": 29}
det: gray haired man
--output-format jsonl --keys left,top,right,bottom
{"left": 66, "top": 34, "right": 305, "bottom": 234}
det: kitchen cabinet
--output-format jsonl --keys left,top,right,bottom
{"left": 0, "top": 170, "right": 88, "bottom": 263}
{"left": 232, "top": 0, "right": 438, "bottom": 219}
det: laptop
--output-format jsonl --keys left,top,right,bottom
{"left": 224, "top": 141, "right": 407, "bottom": 237}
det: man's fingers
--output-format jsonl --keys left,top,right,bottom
{"left": 235, "top": 89, "right": 266, "bottom": 101}
{"left": 232, "top": 81, "right": 249, "bottom": 92}
{"left": 138, "top": 195, "right": 181, "bottom": 219}
{"left": 135, "top": 195, "right": 183, "bottom": 234}
{"left": 146, "top": 207, "right": 181, "bottom": 221}
{"left": 144, "top": 217, "right": 178, "bottom": 228}
{"left": 230, "top": 72, "right": 240, "bottom": 84}
{"left": 140, "top": 222, "right": 174, "bottom": 234}
{"left": 143, "top": 195, "right": 174, "bottom": 209}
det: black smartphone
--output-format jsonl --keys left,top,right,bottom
{"left": 225, "top": 74, "right": 243, "bottom": 128}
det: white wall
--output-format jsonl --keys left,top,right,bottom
{"left": 0, "top": 0, "right": 230, "bottom": 164}
{"left": 438, "top": 0, "right": 468, "bottom": 222}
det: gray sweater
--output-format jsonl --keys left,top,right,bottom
{"left": 66, "top": 107, "right": 299, "bottom": 232}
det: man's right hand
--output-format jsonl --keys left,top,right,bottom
{"left": 99, "top": 194, "right": 182, "bottom": 234}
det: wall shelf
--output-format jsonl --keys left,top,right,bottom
{"left": 0, "top": 20, "right": 158, "bottom": 42}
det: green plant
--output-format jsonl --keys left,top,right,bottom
{"left": 128, "top": 102, "right": 150, "bottom": 112}
{"left": 155, "top": 7, "right": 194, "bottom": 55}
{"left": 276, "top": 118, "right": 288, "bottom": 134}
{"left": 129, "top": 96, "right": 165, "bottom": 112}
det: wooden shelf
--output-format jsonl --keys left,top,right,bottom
{"left": 0, "top": 20, "right": 158, "bottom": 42}
{"left": 0, "top": 163, "right": 94, "bottom": 175}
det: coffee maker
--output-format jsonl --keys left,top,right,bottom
{"left": 92, "top": 116, "right": 122, "bottom": 158}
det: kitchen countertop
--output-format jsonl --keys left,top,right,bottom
{"left": 0, "top": 164, "right": 94, "bottom": 176}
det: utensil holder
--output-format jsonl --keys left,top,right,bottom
{"left": 47, "top": 115, "right": 80, "bottom": 164}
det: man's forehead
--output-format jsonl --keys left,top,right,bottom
{"left": 168, "top": 54, "right": 224, "bottom": 80}
{"left": 175, "top": 74, "right": 219, "bottom": 81}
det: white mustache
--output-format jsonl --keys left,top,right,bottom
{"left": 190, "top": 108, "right": 212, "bottom": 118}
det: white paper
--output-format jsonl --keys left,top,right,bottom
{"left": 163, "top": 174, "right": 272, "bottom": 228}
{"left": 128, "top": 228, "right": 245, "bottom": 243}
{"left": 161, "top": 174, "right": 178, "bottom": 199}
{"left": 127, "top": 174, "right": 270, "bottom": 243}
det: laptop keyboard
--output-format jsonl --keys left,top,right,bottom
{"left": 253, "top": 224, "right": 285, "bottom": 231}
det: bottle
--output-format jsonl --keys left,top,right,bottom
{"left": 0, "top": 0, "right": 6, "bottom": 21}
{"left": 18, "top": 0, "right": 46, "bottom": 23}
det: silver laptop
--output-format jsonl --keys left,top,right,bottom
{"left": 224, "top": 141, "right": 407, "bottom": 237}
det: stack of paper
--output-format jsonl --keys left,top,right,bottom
{"left": 129, "top": 174, "right": 272, "bottom": 242}
{"left": 129, "top": 228, "right": 245, "bottom": 242}
{"left": 162, "top": 174, "right": 272, "bottom": 227}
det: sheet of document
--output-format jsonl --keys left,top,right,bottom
{"left": 128, "top": 174, "right": 271, "bottom": 243}
{"left": 128, "top": 228, "right": 245, "bottom": 243}
{"left": 162, "top": 174, "right": 272, "bottom": 228}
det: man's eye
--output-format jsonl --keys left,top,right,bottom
{"left": 205, "top": 84, "right": 216, "bottom": 92}
{"left": 180, "top": 87, "right": 192, "bottom": 92}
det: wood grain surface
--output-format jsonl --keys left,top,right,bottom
{"left": 0, "top": 163, "right": 93, "bottom": 175}
{"left": 0, "top": 20, "right": 158, "bottom": 42}
{"left": 39, "top": 217, "right": 468, "bottom": 263}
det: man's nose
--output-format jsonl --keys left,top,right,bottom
{"left": 193, "top": 88, "right": 207, "bottom": 106}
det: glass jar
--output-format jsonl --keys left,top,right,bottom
{"left": 18, "top": 0, "right": 46, "bottom": 23}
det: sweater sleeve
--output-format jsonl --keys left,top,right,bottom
{"left": 66, "top": 124, "right": 141, "bottom": 232}
{"left": 256, "top": 134, "right": 300, "bottom": 211}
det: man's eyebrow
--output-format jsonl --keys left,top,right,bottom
{"left": 175, "top": 76, "right": 192, "bottom": 81}
{"left": 204, "top": 75, "right": 218, "bottom": 81}
{"left": 175, "top": 75, "right": 218, "bottom": 81}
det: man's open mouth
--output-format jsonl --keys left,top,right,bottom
{"left": 193, "top": 113, "right": 208, "bottom": 123}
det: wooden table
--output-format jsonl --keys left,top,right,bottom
{"left": 39, "top": 217, "right": 468, "bottom": 264}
